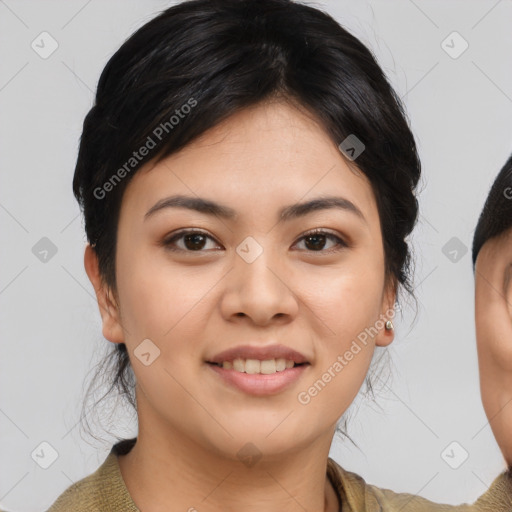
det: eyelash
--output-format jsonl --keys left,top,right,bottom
{"left": 162, "top": 228, "right": 348, "bottom": 254}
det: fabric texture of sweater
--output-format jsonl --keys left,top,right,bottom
{"left": 46, "top": 438, "right": 512, "bottom": 511}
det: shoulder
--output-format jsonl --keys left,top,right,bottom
{"left": 327, "top": 457, "right": 512, "bottom": 512}
{"left": 46, "top": 460, "right": 110, "bottom": 512}
{"left": 46, "top": 438, "right": 139, "bottom": 512}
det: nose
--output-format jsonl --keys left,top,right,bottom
{"left": 219, "top": 248, "right": 299, "bottom": 326}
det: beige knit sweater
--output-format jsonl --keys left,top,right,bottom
{"left": 46, "top": 438, "right": 512, "bottom": 511}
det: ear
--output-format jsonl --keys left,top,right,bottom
{"left": 375, "top": 277, "right": 397, "bottom": 347}
{"left": 84, "top": 243, "right": 124, "bottom": 344}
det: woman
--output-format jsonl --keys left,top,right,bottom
{"left": 473, "top": 153, "right": 512, "bottom": 474}
{"left": 47, "top": 0, "right": 512, "bottom": 510}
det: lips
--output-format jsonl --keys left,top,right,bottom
{"left": 207, "top": 344, "right": 310, "bottom": 365}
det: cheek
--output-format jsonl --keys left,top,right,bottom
{"left": 294, "top": 261, "right": 385, "bottom": 416}
{"left": 304, "top": 256, "right": 386, "bottom": 342}
{"left": 115, "top": 255, "right": 214, "bottom": 410}
{"left": 115, "top": 246, "right": 215, "bottom": 352}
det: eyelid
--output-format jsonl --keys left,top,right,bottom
{"left": 162, "top": 228, "right": 223, "bottom": 251}
{"left": 300, "top": 227, "right": 347, "bottom": 242}
{"left": 161, "top": 227, "right": 349, "bottom": 253}
{"left": 292, "top": 228, "right": 348, "bottom": 251}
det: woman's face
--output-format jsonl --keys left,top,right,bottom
{"left": 474, "top": 226, "right": 512, "bottom": 465}
{"left": 88, "top": 100, "right": 395, "bottom": 459}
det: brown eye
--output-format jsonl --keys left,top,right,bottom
{"left": 304, "top": 233, "right": 328, "bottom": 251}
{"left": 163, "top": 230, "right": 222, "bottom": 252}
{"left": 182, "top": 233, "right": 207, "bottom": 250}
{"left": 294, "top": 229, "right": 347, "bottom": 252}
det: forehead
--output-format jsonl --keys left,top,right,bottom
{"left": 120, "top": 100, "right": 379, "bottom": 227}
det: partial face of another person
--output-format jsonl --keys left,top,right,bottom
{"left": 475, "top": 226, "right": 512, "bottom": 466}
{"left": 86, "top": 100, "right": 396, "bottom": 459}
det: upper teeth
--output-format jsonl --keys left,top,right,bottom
{"left": 220, "top": 358, "right": 296, "bottom": 374}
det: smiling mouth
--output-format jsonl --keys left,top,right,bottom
{"left": 207, "top": 358, "right": 309, "bottom": 375}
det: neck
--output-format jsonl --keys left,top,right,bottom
{"left": 117, "top": 421, "right": 340, "bottom": 512}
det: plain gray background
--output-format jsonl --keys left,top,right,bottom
{"left": 1, "top": 1, "right": 512, "bottom": 510}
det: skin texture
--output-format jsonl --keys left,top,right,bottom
{"left": 84, "top": 99, "right": 396, "bottom": 512}
{"left": 474, "top": 226, "right": 512, "bottom": 468}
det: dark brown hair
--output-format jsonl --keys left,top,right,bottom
{"left": 472, "top": 153, "right": 512, "bottom": 265}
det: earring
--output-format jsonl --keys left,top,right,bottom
{"left": 385, "top": 320, "right": 394, "bottom": 331}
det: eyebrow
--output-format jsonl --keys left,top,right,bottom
{"left": 144, "top": 194, "right": 366, "bottom": 223}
